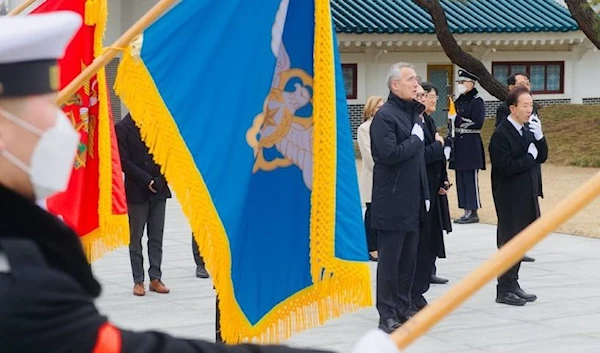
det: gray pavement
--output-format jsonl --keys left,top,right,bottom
{"left": 93, "top": 198, "right": 600, "bottom": 352}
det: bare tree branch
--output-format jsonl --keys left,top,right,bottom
{"left": 412, "top": 0, "right": 509, "bottom": 101}
{"left": 565, "top": 0, "right": 600, "bottom": 50}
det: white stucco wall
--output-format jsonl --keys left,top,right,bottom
{"left": 575, "top": 50, "right": 600, "bottom": 101}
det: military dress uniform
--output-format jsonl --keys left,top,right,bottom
{"left": 0, "top": 11, "right": 395, "bottom": 353}
{"left": 449, "top": 70, "right": 486, "bottom": 224}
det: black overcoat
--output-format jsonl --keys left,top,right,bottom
{"left": 115, "top": 114, "right": 171, "bottom": 204}
{"left": 495, "top": 101, "right": 544, "bottom": 198}
{"left": 422, "top": 114, "right": 452, "bottom": 258}
{"left": 489, "top": 120, "right": 548, "bottom": 243}
{"left": 370, "top": 93, "right": 429, "bottom": 232}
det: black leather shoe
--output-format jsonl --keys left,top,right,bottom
{"left": 522, "top": 255, "right": 536, "bottom": 262}
{"left": 513, "top": 287, "right": 537, "bottom": 302}
{"left": 196, "top": 266, "right": 210, "bottom": 279}
{"left": 431, "top": 275, "right": 449, "bottom": 284}
{"left": 496, "top": 292, "right": 527, "bottom": 306}
{"left": 378, "top": 318, "right": 402, "bottom": 334}
{"left": 455, "top": 213, "right": 479, "bottom": 224}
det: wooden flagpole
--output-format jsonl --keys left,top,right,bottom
{"left": 391, "top": 171, "right": 600, "bottom": 349}
{"left": 56, "top": 0, "right": 179, "bottom": 106}
{"left": 7, "top": 0, "right": 38, "bottom": 16}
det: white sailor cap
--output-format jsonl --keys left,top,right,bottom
{"left": 456, "top": 69, "right": 479, "bottom": 83}
{"left": 0, "top": 11, "right": 82, "bottom": 98}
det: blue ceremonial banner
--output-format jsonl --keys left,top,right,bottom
{"left": 115, "top": 0, "right": 371, "bottom": 343}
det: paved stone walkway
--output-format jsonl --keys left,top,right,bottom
{"left": 93, "top": 199, "right": 600, "bottom": 352}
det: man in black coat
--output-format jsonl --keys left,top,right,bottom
{"left": 495, "top": 73, "right": 539, "bottom": 128}
{"left": 411, "top": 83, "right": 453, "bottom": 311}
{"left": 116, "top": 113, "right": 172, "bottom": 296}
{"left": 449, "top": 69, "right": 486, "bottom": 224}
{"left": 489, "top": 86, "right": 548, "bottom": 306}
{"left": 495, "top": 72, "right": 540, "bottom": 263}
{"left": 0, "top": 12, "right": 396, "bottom": 353}
{"left": 370, "top": 62, "right": 430, "bottom": 333}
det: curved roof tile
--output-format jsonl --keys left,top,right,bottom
{"left": 332, "top": 0, "right": 579, "bottom": 34}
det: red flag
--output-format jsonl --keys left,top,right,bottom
{"left": 32, "top": 0, "right": 129, "bottom": 262}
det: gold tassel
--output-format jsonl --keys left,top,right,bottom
{"left": 84, "top": 0, "right": 97, "bottom": 26}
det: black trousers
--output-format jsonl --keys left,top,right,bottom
{"left": 128, "top": 199, "right": 167, "bottom": 284}
{"left": 376, "top": 230, "right": 419, "bottom": 321}
{"left": 191, "top": 234, "right": 205, "bottom": 268}
{"left": 364, "top": 203, "right": 378, "bottom": 252}
{"left": 412, "top": 233, "right": 437, "bottom": 308}
{"left": 455, "top": 169, "right": 481, "bottom": 210}
{"left": 496, "top": 227, "right": 522, "bottom": 295}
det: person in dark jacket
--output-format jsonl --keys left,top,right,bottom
{"left": 116, "top": 113, "right": 172, "bottom": 296}
{"left": 495, "top": 72, "right": 539, "bottom": 263}
{"left": 0, "top": 12, "right": 396, "bottom": 353}
{"left": 411, "top": 83, "right": 453, "bottom": 311}
{"left": 489, "top": 86, "right": 548, "bottom": 306}
{"left": 495, "top": 73, "right": 539, "bottom": 128}
{"left": 449, "top": 69, "right": 486, "bottom": 224}
{"left": 370, "top": 62, "right": 429, "bottom": 333}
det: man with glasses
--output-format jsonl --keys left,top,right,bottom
{"left": 496, "top": 73, "right": 539, "bottom": 128}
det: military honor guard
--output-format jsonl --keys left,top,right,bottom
{"left": 448, "top": 69, "right": 486, "bottom": 224}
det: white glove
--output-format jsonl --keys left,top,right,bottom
{"left": 425, "top": 199, "right": 430, "bottom": 212}
{"left": 528, "top": 142, "right": 538, "bottom": 159}
{"left": 528, "top": 114, "right": 543, "bottom": 141}
{"left": 351, "top": 329, "right": 402, "bottom": 353}
{"left": 411, "top": 123, "right": 424, "bottom": 141}
{"left": 443, "top": 146, "right": 451, "bottom": 161}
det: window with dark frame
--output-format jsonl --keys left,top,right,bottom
{"left": 341, "top": 63, "right": 357, "bottom": 99}
{"left": 492, "top": 61, "right": 564, "bottom": 94}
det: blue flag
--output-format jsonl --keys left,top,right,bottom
{"left": 115, "top": 0, "right": 371, "bottom": 343}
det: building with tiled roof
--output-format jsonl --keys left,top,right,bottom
{"left": 333, "top": 0, "right": 600, "bottom": 129}
{"left": 6, "top": 0, "right": 598, "bottom": 132}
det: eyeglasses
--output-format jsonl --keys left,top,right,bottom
{"left": 416, "top": 93, "right": 425, "bottom": 99}
{"left": 426, "top": 94, "right": 438, "bottom": 100}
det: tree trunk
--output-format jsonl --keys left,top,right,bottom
{"left": 413, "top": 0, "right": 509, "bottom": 101}
{"left": 565, "top": 0, "right": 600, "bottom": 50}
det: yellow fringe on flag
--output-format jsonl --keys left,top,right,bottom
{"left": 310, "top": 0, "right": 372, "bottom": 316}
{"left": 114, "top": 0, "right": 371, "bottom": 343}
{"left": 82, "top": 0, "right": 130, "bottom": 263}
{"left": 84, "top": 0, "right": 98, "bottom": 26}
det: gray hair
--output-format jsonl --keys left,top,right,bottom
{"left": 386, "top": 62, "right": 415, "bottom": 89}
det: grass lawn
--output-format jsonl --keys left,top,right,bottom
{"left": 354, "top": 104, "right": 600, "bottom": 238}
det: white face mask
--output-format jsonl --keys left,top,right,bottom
{"left": 457, "top": 83, "right": 467, "bottom": 95}
{"left": 0, "top": 107, "right": 80, "bottom": 200}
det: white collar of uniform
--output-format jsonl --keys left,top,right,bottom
{"left": 507, "top": 115, "right": 523, "bottom": 134}
{"left": 0, "top": 252, "right": 10, "bottom": 273}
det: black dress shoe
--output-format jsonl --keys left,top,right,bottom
{"left": 455, "top": 213, "right": 479, "bottom": 224}
{"left": 196, "top": 266, "right": 210, "bottom": 279}
{"left": 522, "top": 255, "right": 536, "bottom": 262}
{"left": 377, "top": 318, "right": 402, "bottom": 334}
{"left": 413, "top": 296, "right": 428, "bottom": 310}
{"left": 431, "top": 275, "right": 449, "bottom": 284}
{"left": 495, "top": 292, "right": 527, "bottom": 306}
{"left": 513, "top": 287, "right": 537, "bottom": 302}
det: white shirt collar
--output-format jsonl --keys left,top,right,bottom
{"left": 507, "top": 116, "right": 523, "bottom": 135}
